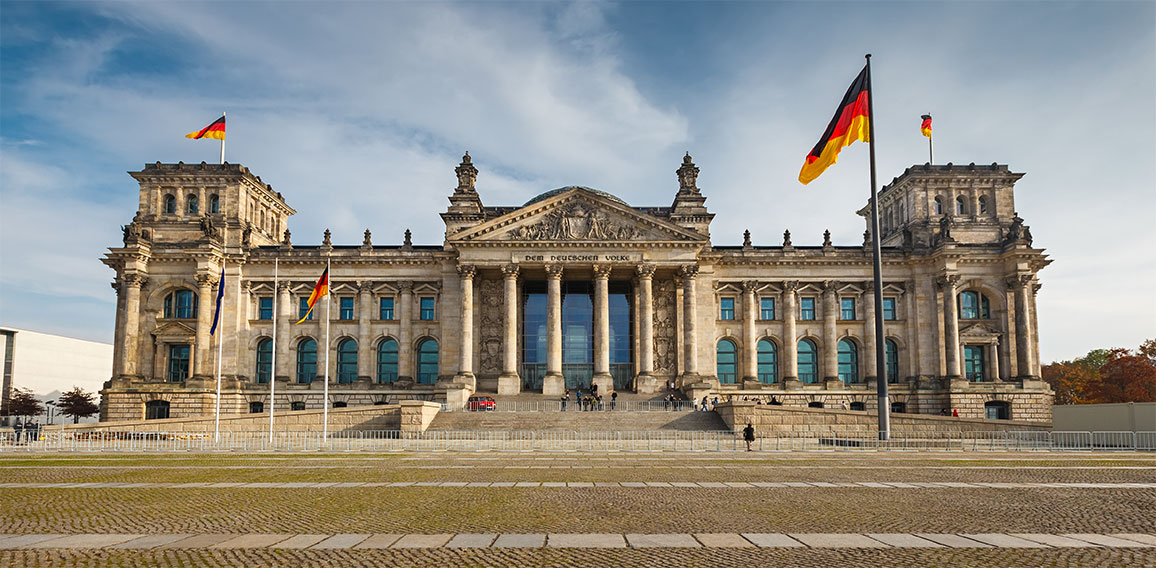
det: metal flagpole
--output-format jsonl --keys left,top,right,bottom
{"left": 220, "top": 111, "right": 226, "bottom": 164}
{"left": 865, "top": 54, "right": 891, "bottom": 441}
{"left": 269, "top": 258, "right": 278, "bottom": 444}
{"left": 322, "top": 257, "right": 331, "bottom": 444}
{"left": 929, "top": 130, "right": 934, "bottom": 164}
{"left": 214, "top": 262, "right": 225, "bottom": 444}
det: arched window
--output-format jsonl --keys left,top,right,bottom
{"left": 756, "top": 339, "right": 778, "bottom": 383}
{"left": 891, "top": 401, "right": 907, "bottom": 413}
{"left": 249, "top": 401, "right": 264, "bottom": 413}
{"left": 290, "top": 401, "right": 306, "bottom": 411}
{"left": 187, "top": 194, "right": 199, "bottom": 214}
{"left": 417, "top": 339, "right": 439, "bottom": 385}
{"left": 255, "top": 338, "right": 272, "bottom": 384}
{"left": 933, "top": 196, "right": 943, "bottom": 215}
{"left": 837, "top": 339, "right": 858, "bottom": 384}
{"left": 955, "top": 195, "right": 966, "bottom": 215}
{"left": 850, "top": 401, "right": 866, "bottom": 411}
{"left": 144, "top": 400, "right": 170, "bottom": 420}
{"left": 209, "top": 194, "right": 220, "bottom": 214}
{"left": 377, "top": 338, "right": 399, "bottom": 383}
{"left": 297, "top": 338, "right": 317, "bottom": 384}
{"left": 958, "top": 291, "right": 991, "bottom": 319}
{"left": 885, "top": 339, "right": 899, "bottom": 383}
{"left": 978, "top": 195, "right": 988, "bottom": 215}
{"left": 798, "top": 339, "right": 818, "bottom": 383}
{"left": 985, "top": 400, "right": 1010, "bottom": 420}
{"left": 164, "top": 290, "right": 198, "bottom": 319}
{"left": 337, "top": 338, "right": 358, "bottom": 384}
{"left": 163, "top": 194, "right": 176, "bottom": 214}
{"left": 716, "top": 339, "right": 737, "bottom": 384}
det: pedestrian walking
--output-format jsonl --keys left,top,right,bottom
{"left": 610, "top": 391, "right": 617, "bottom": 411}
{"left": 701, "top": 396, "right": 709, "bottom": 412}
{"left": 743, "top": 422, "right": 756, "bottom": 451}
{"left": 560, "top": 394, "right": 567, "bottom": 412}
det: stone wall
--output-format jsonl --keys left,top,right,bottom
{"left": 60, "top": 403, "right": 421, "bottom": 434}
{"left": 715, "top": 401, "right": 1050, "bottom": 435}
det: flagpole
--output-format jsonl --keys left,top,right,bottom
{"left": 928, "top": 132, "right": 934, "bottom": 164}
{"left": 269, "top": 258, "right": 278, "bottom": 444}
{"left": 214, "top": 262, "right": 225, "bottom": 444}
{"left": 220, "top": 111, "right": 226, "bottom": 164}
{"left": 322, "top": 257, "right": 331, "bottom": 444}
{"left": 865, "top": 54, "right": 891, "bottom": 441}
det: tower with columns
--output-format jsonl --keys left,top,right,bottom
{"left": 100, "top": 155, "right": 1052, "bottom": 422}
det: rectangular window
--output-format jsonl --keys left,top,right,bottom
{"left": 298, "top": 298, "right": 313, "bottom": 321}
{"left": 800, "top": 298, "right": 816, "bottom": 320}
{"left": 420, "top": 297, "right": 435, "bottom": 320}
{"left": 882, "top": 298, "right": 897, "bottom": 321}
{"left": 964, "top": 345, "right": 986, "bottom": 381}
{"left": 840, "top": 298, "right": 856, "bottom": 320}
{"left": 760, "top": 298, "right": 775, "bottom": 320}
{"left": 719, "top": 297, "right": 735, "bottom": 320}
{"left": 379, "top": 297, "right": 394, "bottom": 320}
{"left": 339, "top": 297, "right": 354, "bottom": 320}
{"left": 167, "top": 344, "right": 190, "bottom": 382}
{"left": 258, "top": 297, "right": 273, "bottom": 320}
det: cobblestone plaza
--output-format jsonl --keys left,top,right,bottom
{"left": 1, "top": 452, "right": 1152, "bottom": 567}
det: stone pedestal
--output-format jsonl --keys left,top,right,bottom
{"left": 782, "top": 378, "right": 803, "bottom": 391}
{"left": 497, "top": 373, "right": 521, "bottom": 395}
{"left": 634, "top": 374, "right": 661, "bottom": 394}
{"left": 542, "top": 374, "right": 565, "bottom": 396}
{"left": 438, "top": 385, "right": 470, "bottom": 411}
{"left": 824, "top": 378, "right": 844, "bottom": 390}
{"left": 592, "top": 373, "right": 614, "bottom": 396}
{"left": 742, "top": 379, "right": 763, "bottom": 391}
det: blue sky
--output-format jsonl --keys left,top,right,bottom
{"left": 1, "top": 1, "right": 1153, "bottom": 364}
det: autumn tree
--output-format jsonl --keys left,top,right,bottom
{"left": 56, "top": 387, "right": 100, "bottom": 424}
{"left": 1096, "top": 348, "right": 1156, "bottom": 403}
{"left": 1042, "top": 361, "right": 1101, "bottom": 405}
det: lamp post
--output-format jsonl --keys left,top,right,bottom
{"left": 45, "top": 400, "right": 56, "bottom": 425}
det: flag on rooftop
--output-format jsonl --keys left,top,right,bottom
{"left": 921, "top": 114, "right": 933, "bottom": 138}
{"left": 798, "top": 65, "right": 871, "bottom": 185}
{"left": 186, "top": 115, "right": 226, "bottom": 140}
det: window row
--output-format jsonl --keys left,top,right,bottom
{"left": 255, "top": 337, "right": 440, "bottom": 385}
{"left": 933, "top": 195, "right": 989, "bottom": 216}
{"left": 714, "top": 338, "right": 902, "bottom": 385}
{"left": 256, "top": 296, "right": 435, "bottom": 321}
{"left": 718, "top": 297, "right": 898, "bottom": 321}
{"left": 162, "top": 193, "right": 220, "bottom": 215}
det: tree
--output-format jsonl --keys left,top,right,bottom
{"left": 1042, "top": 361, "right": 1101, "bottom": 405}
{"left": 1097, "top": 349, "right": 1156, "bottom": 403}
{"left": 56, "top": 387, "right": 100, "bottom": 424}
{"left": 8, "top": 388, "right": 44, "bottom": 418}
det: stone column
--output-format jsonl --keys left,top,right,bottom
{"left": 634, "top": 264, "right": 658, "bottom": 393}
{"left": 397, "top": 280, "right": 414, "bottom": 385}
{"left": 543, "top": 264, "right": 564, "bottom": 395}
{"left": 121, "top": 274, "right": 145, "bottom": 378}
{"left": 357, "top": 281, "right": 373, "bottom": 383}
{"left": 742, "top": 280, "right": 758, "bottom": 385}
{"left": 276, "top": 281, "right": 292, "bottom": 381}
{"left": 938, "top": 273, "right": 962, "bottom": 379}
{"left": 678, "top": 264, "right": 700, "bottom": 383}
{"left": 863, "top": 284, "right": 878, "bottom": 383}
{"left": 988, "top": 339, "right": 1000, "bottom": 381}
{"left": 821, "top": 281, "right": 839, "bottom": 385}
{"left": 193, "top": 272, "right": 216, "bottom": 378}
{"left": 455, "top": 265, "right": 476, "bottom": 388}
{"left": 1010, "top": 274, "right": 1035, "bottom": 379}
{"left": 592, "top": 264, "right": 614, "bottom": 394}
{"left": 110, "top": 280, "right": 126, "bottom": 378}
{"left": 782, "top": 281, "right": 800, "bottom": 387}
{"left": 498, "top": 264, "right": 521, "bottom": 394}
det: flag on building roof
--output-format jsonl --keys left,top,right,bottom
{"left": 209, "top": 266, "right": 226, "bottom": 336}
{"left": 798, "top": 65, "right": 871, "bottom": 185}
{"left": 295, "top": 268, "right": 329, "bottom": 324}
{"left": 921, "top": 114, "right": 933, "bottom": 138}
{"left": 186, "top": 115, "right": 226, "bottom": 140}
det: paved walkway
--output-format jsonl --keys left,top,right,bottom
{"left": 0, "top": 532, "right": 1152, "bottom": 550}
{"left": 3, "top": 481, "right": 1153, "bottom": 489}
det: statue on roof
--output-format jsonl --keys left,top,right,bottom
{"left": 455, "top": 151, "right": 478, "bottom": 193}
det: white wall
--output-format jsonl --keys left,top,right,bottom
{"left": 1052, "top": 402, "right": 1156, "bottom": 432}
{"left": 1, "top": 327, "right": 112, "bottom": 396}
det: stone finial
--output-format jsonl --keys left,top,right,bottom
{"left": 282, "top": 228, "right": 292, "bottom": 246}
{"left": 782, "top": 229, "right": 792, "bottom": 247}
{"left": 455, "top": 151, "right": 478, "bottom": 193}
{"left": 863, "top": 230, "right": 871, "bottom": 248}
{"left": 742, "top": 229, "right": 752, "bottom": 250}
{"left": 363, "top": 229, "right": 372, "bottom": 246}
{"left": 822, "top": 229, "right": 833, "bottom": 248}
{"left": 402, "top": 228, "right": 413, "bottom": 251}
{"left": 322, "top": 228, "right": 332, "bottom": 250}
{"left": 677, "top": 151, "right": 700, "bottom": 193}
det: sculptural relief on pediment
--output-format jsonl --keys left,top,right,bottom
{"left": 507, "top": 202, "right": 645, "bottom": 241}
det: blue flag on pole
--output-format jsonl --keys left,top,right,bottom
{"left": 209, "top": 266, "right": 225, "bottom": 335}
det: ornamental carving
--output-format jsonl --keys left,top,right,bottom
{"left": 652, "top": 278, "right": 677, "bottom": 376}
{"left": 592, "top": 265, "right": 612, "bottom": 280}
{"left": 501, "top": 264, "right": 520, "bottom": 278}
{"left": 507, "top": 202, "right": 645, "bottom": 241}
{"left": 635, "top": 264, "right": 656, "bottom": 279}
{"left": 478, "top": 278, "right": 503, "bottom": 375}
{"left": 544, "top": 264, "right": 564, "bottom": 279}
{"left": 457, "top": 264, "right": 476, "bottom": 279}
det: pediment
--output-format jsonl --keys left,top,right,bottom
{"left": 960, "top": 322, "right": 1000, "bottom": 338}
{"left": 154, "top": 321, "right": 196, "bottom": 339}
{"left": 450, "top": 188, "right": 705, "bottom": 244}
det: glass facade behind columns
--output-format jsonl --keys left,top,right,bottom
{"left": 561, "top": 281, "right": 594, "bottom": 390}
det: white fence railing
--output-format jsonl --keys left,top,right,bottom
{"left": 443, "top": 400, "right": 701, "bottom": 413}
{"left": 0, "top": 430, "right": 1153, "bottom": 453}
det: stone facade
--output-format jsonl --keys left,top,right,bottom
{"left": 101, "top": 155, "right": 1053, "bottom": 423}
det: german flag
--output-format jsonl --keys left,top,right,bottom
{"left": 921, "top": 114, "right": 932, "bottom": 138}
{"left": 798, "top": 65, "right": 870, "bottom": 185}
{"left": 186, "top": 115, "right": 226, "bottom": 140}
{"left": 295, "top": 268, "right": 329, "bottom": 324}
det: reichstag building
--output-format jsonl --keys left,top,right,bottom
{"left": 101, "top": 153, "right": 1053, "bottom": 422}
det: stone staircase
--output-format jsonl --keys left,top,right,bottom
{"left": 427, "top": 407, "right": 727, "bottom": 432}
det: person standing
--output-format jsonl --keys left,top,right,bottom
{"left": 743, "top": 422, "right": 756, "bottom": 451}
{"left": 12, "top": 420, "right": 22, "bottom": 445}
{"left": 610, "top": 391, "right": 617, "bottom": 411}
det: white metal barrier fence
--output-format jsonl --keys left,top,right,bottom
{"left": 442, "top": 400, "right": 701, "bottom": 412}
{"left": 0, "top": 430, "right": 1153, "bottom": 453}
